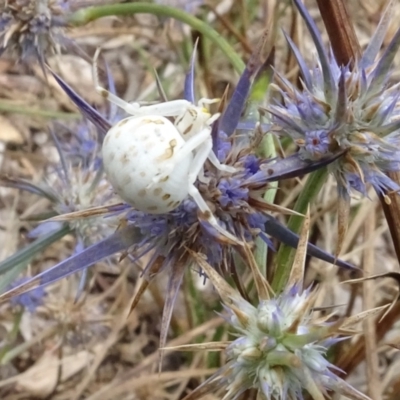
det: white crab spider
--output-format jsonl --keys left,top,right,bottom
{"left": 94, "top": 50, "right": 241, "bottom": 245}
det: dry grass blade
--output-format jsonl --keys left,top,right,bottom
{"left": 71, "top": 270, "right": 131, "bottom": 400}
{"left": 162, "top": 341, "right": 230, "bottom": 352}
{"left": 286, "top": 206, "right": 309, "bottom": 288}
{"left": 186, "top": 249, "right": 239, "bottom": 305}
{"left": 85, "top": 317, "right": 224, "bottom": 400}
{"left": 158, "top": 259, "right": 186, "bottom": 372}
{"left": 336, "top": 193, "right": 350, "bottom": 260}
{"left": 336, "top": 302, "right": 400, "bottom": 377}
{"left": 182, "top": 377, "right": 223, "bottom": 400}
{"left": 340, "top": 305, "right": 389, "bottom": 330}
{"left": 248, "top": 195, "right": 303, "bottom": 216}
{"left": 379, "top": 178, "right": 400, "bottom": 263}
{"left": 128, "top": 256, "right": 164, "bottom": 315}
{"left": 344, "top": 272, "right": 400, "bottom": 322}
{"left": 362, "top": 206, "right": 381, "bottom": 400}
{"left": 46, "top": 203, "right": 125, "bottom": 221}
{"left": 237, "top": 243, "right": 272, "bottom": 300}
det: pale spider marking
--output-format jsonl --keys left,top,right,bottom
{"left": 141, "top": 118, "right": 166, "bottom": 125}
{"left": 182, "top": 124, "right": 194, "bottom": 136}
{"left": 117, "top": 119, "right": 129, "bottom": 128}
{"left": 158, "top": 138, "right": 178, "bottom": 161}
{"left": 99, "top": 88, "right": 109, "bottom": 98}
{"left": 115, "top": 129, "right": 122, "bottom": 139}
{"left": 175, "top": 108, "right": 197, "bottom": 126}
{"left": 122, "top": 175, "right": 132, "bottom": 185}
{"left": 119, "top": 153, "right": 129, "bottom": 165}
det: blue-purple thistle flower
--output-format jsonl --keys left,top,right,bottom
{"left": 0, "top": 0, "right": 70, "bottom": 62}
{"left": 214, "top": 287, "right": 366, "bottom": 400}
{"left": 43, "top": 124, "right": 119, "bottom": 245}
{"left": 1, "top": 119, "right": 118, "bottom": 249}
{"left": 0, "top": 118, "right": 119, "bottom": 302}
{"left": 180, "top": 222, "right": 374, "bottom": 400}
{"left": 268, "top": 0, "right": 400, "bottom": 198}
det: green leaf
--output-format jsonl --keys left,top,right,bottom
{"left": 0, "top": 225, "right": 72, "bottom": 275}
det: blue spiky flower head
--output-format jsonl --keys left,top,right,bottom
{"left": 179, "top": 219, "right": 376, "bottom": 400}
{"left": 44, "top": 122, "right": 119, "bottom": 245}
{"left": 268, "top": 0, "right": 400, "bottom": 199}
{"left": 1, "top": 118, "right": 119, "bottom": 250}
{"left": 0, "top": 0, "right": 70, "bottom": 62}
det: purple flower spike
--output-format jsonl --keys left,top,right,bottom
{"left": 270, "top": 0, "right": 400, "bottom": 197}
{"left": 184, "top": 40, "right": 198, "bottom": 104}
{"left": 0, "top": 225, "right": 142, "bottom": 303}
{"left": 49, "top": 70, "right": 112, "bottom": 136}
{"left": 244, "top": 152, "right": 343, "bottom": 185}
{"left": 291, "top": 0, "right": 336, "bottom": 102}
{"left": 219, "top": 39, "right": 265, "bottom": 138}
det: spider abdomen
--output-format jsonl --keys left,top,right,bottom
{"left": 102, "top": 115, "right": 192, "bottom": 213}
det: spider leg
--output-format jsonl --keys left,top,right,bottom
{"left": 93, "top": 49, "right": 193, "bottom": 117}
{"left": 187, "top": 137, "right": 212, "bottom": 185}
{"left": 206, "top": 113, "right": 220, "bottom": 125}
{"left": 185, "top": 136, "right": 241, "bottom": 244}
{"left": 92, "top": 49, "right": 142, "bottom": 114}
{"left": 131, "top": 99, "right": 193, "bottom": 117}
{"left": 207, "top": 150, "right": 237, "bottom": 174}
{"left": 151, "top": 128, "right": 211, "bottom": 184}
{"left": 198, "top": 98, "right": 220, "bottom": 108}
{"left": 188, "top": 184, "right": 243, "bottom": 245}
{"left": 187, "top": 136, "right": 236, "bottom": 184}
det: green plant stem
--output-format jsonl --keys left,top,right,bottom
{"left": 68, "top": 3, "right": 245, "bottom": 74}
{"left": 0, "top": 101, "right": 80, "bottom": 119}
{"left": 253, "top": 133, "right": 278, "bottom": 276}
{"left": 272, "top": 168, "right": 328, "bottom": 292}
{"left": 0, "top": 225, "right": 72, "bottom": 275}
{"left": 0, "top": 311, "right": 22, "bottom": 363}
{"left": 250, "top": 70, "right": 276, "bottom": 276}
